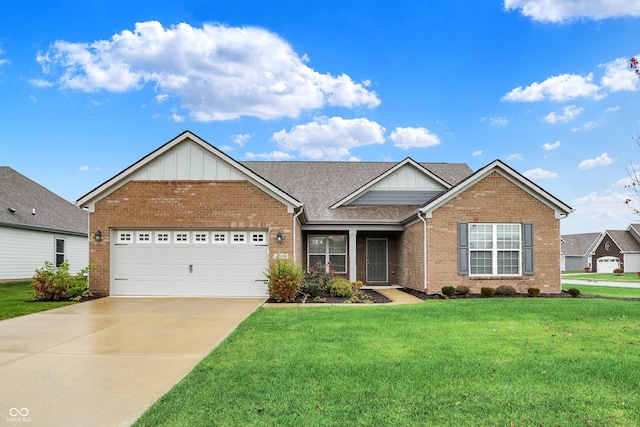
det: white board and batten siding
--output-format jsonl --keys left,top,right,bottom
{"left": 111, "top": 229, "right": 270, "bottom": 297}
{"left": 0, "top": 226, "right": 88, "bottom": 280}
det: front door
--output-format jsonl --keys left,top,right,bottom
{"left": 367, "top": 239, "right": 388, "bottom": 282}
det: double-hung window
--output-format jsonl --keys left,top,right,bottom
{"left": 469, "top": 224, "right": 521, "bottom": 275}
{"left": 308, "top": 235, "right": 347, "bottom": 273}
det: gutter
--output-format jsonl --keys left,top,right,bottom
{"left": 292, "top": 206, "right": 305, "bottom": 264}
{"left": 418, "top": 211, "right": 428, "bottom": 292}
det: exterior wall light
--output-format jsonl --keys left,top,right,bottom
{"left": 94, "top": 230, "right": 102, "bottom": 242}
{"left": 276, "top": 232, "right": 283, "bottom": 244}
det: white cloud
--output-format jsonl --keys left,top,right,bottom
{"left": 29, "top": 95, "right": 37, "bottom": 103}
{"left": 270, "top": 116, "right": 385, "bottom": 160}
{"left": 542, "top": 105, "right": 584, "bottom": 124}
{"left": 36, "top": 21, "right": 380, "bottom": 121}
{"left": 472, "top": 150, "right": 483, "bottom": 157}
{"left": 244, "top": 150, "right": 293, "bottom": 161}
{"left": 571, "top": 120, "right": 599, "bottom": 132}
{"left": 571, "top": 191, "right": 631, "bottom": 222}
{"left": 606, "top": 105, "right": 620, "bottom": 113}
{"left": 232, "top": 133, "right": 252, "bottom": 146}
{"left": 30, "top": 78, "right": 53, "bottom": 88}
{"left": 389, "top": 126, "right": 441, "bottom": 150}
{"left": 578, "top": 152, "right": 615, "bottom": 170}
{"left": 481, "top": 116, "right": 509, "bottom": 127}
{"left": 78, "top": 165, "right": 90, "bottom": 171}
{"left": 600, "top": 57, "right": 640, "bottom": 92}
{"left": 170, "top": 112, "right": 184, "bottom": 122}
{"left": 507, "top": 153, "right": 524, "bottom": 161}
{"left": 523, "top": 168, "right": 558, "bottom": 179}
{"left": 502, "top": 73, "right": 601, "bottom": 102}
{"left": 154, "top": 94, "right": 169, "bottom": 104}
{"left": 504, "top": 0, "right": 640, "bottom": 23}
{"left": 543, "top": 140, "right": 561, "bottom": 151}
{"left": 0, "top": 46, "right": 9, "bottom": 68}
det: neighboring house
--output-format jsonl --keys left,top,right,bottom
{"left": 591, "top": 224, "right": 640, "bottom": 273}
{"left": 77, "top": 131, "right": 573, "bottom": 297}
{"left": 0, "top": 167, "right": 88, "bottom": 281}
{"left": 560, "top": 232, "right": 601, "bottom": 271}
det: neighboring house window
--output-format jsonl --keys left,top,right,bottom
{"left": 55, "top": 238, "right": 65, "bottom": 267}
{"left": 458, "top": 223, "right": 534, "bottom": 276}
{"left": 308, "top": 235, "right": 347, "bottom": 273}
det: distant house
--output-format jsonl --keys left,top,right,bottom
{"left": 591, "top": 224, "right": 640, "bottom": 273}
{"left": 560, "top": 232, "right": 600, "bottom": 271}
{"left": 77, "top": 131, "right": 573, "bottom": 297}
{"left": 0, "top": 167, "right": 88, "bottom": 281}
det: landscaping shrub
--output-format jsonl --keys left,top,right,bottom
{"left": 613, "top": 268, "right": 624, "bottom": 275}
{"left": 30, "top": 261, "right": 91, "bottom": 301}
{"left": 327, "top": 278, "right": 353, "bottom": 298}
{"left": 441, "top": 286, "right": 456, "bottom": 297}
{"left": 265, "top": 258, "right": 305, "bottom": 302}
{"left": 567, "top": 288, "right": 581, "bottom": 298}
{"left": 304, "top": 261, "right": 334, "bottom": 294}
{"left": 480, "top": 287, "right": 494, "bottom": 298}
{"left": 455, "top": 285, "right": 470, "bottom": 295}
{"left": 528, "top": 287, "right": 541, "bottom": 297}
{"left": 494, "top": 285, "right": 517, "bottom": 297}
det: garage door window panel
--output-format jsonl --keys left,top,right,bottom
{"left": 213, "top": 232, "right": 227, "bottom": 244}
{"left": 194, "top": 232, "right": 208, "bottom": 244}
{"left": 137, "top": 232, "right": 151, "bottom": 243}
{"left": 232, "top": 232, "right": 246, "bottom": 244}
{"left": 118, "top": 232, "right": 133, "bottom": 244}
{"left": 156, "top": 232, "right": 170, "bottom": 243}
{"left": 174, "top": 232, "right": 189, "bottom": 244}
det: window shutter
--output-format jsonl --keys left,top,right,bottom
{"left": 458, "top": 223, "right": 469, "bottom": 275}
{"left": 523, "top": 223, "right": 534, "bottom": 275}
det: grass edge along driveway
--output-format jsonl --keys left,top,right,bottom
{"left": 135, "top": 299, "right": 640, "bottom": 427}
{"left": 0, "top": 281, "right": 76, "bottom": 320}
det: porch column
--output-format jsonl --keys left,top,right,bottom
{"left": 349, "top": 229, "right": 357, "bottom": 282}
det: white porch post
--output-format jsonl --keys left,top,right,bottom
{"left": 349, "top": 229, "right": 357, "bottom": 282}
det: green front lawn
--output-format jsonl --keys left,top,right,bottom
{"left": 562, "top": 284, "right": 640, "bottom": 299}
{"left": 562, "top": 272, "right": 640, "bottom": 283}
{"left": 135, "top": 299, "right": 640, "bottom": 426}
{"left": 0, "top": 281, "right": 76, "bottom": 320}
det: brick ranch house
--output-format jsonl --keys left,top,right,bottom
{"left": 77, "top": 131, "right": 573, "bottom": 297}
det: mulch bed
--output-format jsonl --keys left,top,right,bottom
{"left": 398, "top": 287, "right": 640, "bottom": 301}
{"left": 266, "top": 289, "right": 392, "bottom": 304}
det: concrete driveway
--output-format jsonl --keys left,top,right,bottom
{"left": 0, "top": 297, "right": 264, "bottom": 427}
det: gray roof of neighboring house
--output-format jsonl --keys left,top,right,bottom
{"left": 242, "top": 161, "right": 473, "bottom": 222}
{"left": 605, "top": 229, "right": 640, "bottom": 252}
{"left": 561, "top": 232, "right": 601, "bottom": 257}
{"left": 0, "top": 167, "right": 88, "bottom": 235}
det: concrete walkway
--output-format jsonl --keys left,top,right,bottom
{"left": 374, "top": 288, "right": 424, "bottom": 305}
{"left": 0, "top": 297, "right": 264, "bottom": 427}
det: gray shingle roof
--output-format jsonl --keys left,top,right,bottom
{"left": 561, "top": 232, "right": 600, "bottom": 256}
{"left": 606, "top": 230, "right": 640, "bottom": 252}
{"left": 242, "top": 161, "right": 472, "bottom": 222}
{"left": 0, "top": 167, "right": 88, "bottom": 235}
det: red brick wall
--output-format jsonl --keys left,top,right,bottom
{"left": 89, "top": 180, "right": 295, "bottom": 295}
{"left": 424, "top": 171, "right": 561, "bottom": 294}
{"left": 398, "top": 221, "right": 426, "bottom": 291}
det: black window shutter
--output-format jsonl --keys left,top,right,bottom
{"left": 458, "top": 223, "right": 469, "bottom": 275}
{"left": 523, "top": 223, "right": 534, "bottom": 275}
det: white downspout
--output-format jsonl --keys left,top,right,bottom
{"left": 418, "top": 211, "right": 428, "bottom": 292}
{"left": 292, "top": 206, "right": 304, "bottom": 264}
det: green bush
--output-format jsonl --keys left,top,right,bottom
{"left": 480, "top": 287, "right": 494, "bottom": 298}
{"left": 455, "top": 285, "right": 470, "bottom": 295}
{"left": 567, "top": 288, "right": 581, "bottom": 298}
{"left": 527, "top": 287, "right": 540, "bottom": 297}
{"left": 304, "top": 261, "right": 334, "bottom": 294}
{"left": 441, "top": 286, "right": 456, "bottom": 297}
{"left": 613, "top": 268, "right": 624, "bottom": 275}
{"left": 265, "top": 258, "right": 305, "bottom": 302}
{"left": 494, "top": 285, "right": 517, "bottom": 297}
{"left": 30, "top": 261, "right": 91, "bottom": 301}
{"left": 328, "top": 278, "right": 353, "bottom": 298}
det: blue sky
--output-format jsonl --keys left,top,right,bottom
{"left": 0, "top": 0, "right": 638, "bottom": 234}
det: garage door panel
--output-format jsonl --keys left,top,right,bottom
{"left": 112, "top": 230, "right": 269, "bottom": 297}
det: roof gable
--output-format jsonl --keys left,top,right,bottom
{"left": 77, "top": 131, "right": 302, "bottom": 212}
{"left": 330, "top": 158, "right": 450, "bottom": 208}
{"left": 0, "top": 167, "right": 87, "bottom": 235}
{"left": 419, "top": 159, "right": 574, "bottom": 219}
{"left": 595, "top": 229, "right": 640, "bottom": 253}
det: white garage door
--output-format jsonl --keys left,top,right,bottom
{"left": 112, "top": 230, "right": 269, "bottom": 297}
{"left": 597, "top": 256, "right": 620, "bottom": 273}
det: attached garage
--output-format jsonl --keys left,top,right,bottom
{"left": 112, "top": 229, "right": 269, "bottom": 297}
{"left": 77, "top": 131, "right": 303, "bottom": 297}
{"left": 596, "top": 256, "right": 620, "bottom": 273}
